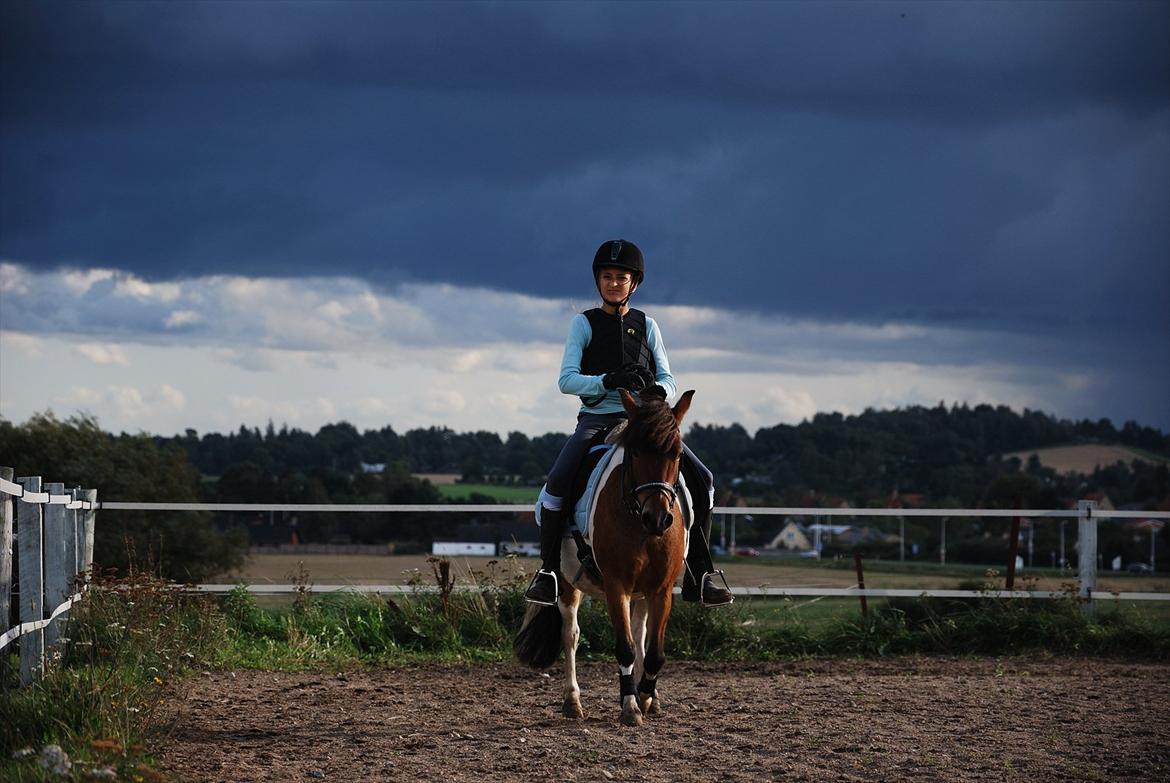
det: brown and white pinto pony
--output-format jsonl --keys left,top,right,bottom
{"left": 515, "top": 387, "right": 693, "bottom": 727}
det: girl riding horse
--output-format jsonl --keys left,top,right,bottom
{"left": 525, "top": 238, "right": 732, "bottom": 608}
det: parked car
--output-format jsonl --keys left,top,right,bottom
{"left": 735, "top": 547, "right": 760, "bottom": 557}
{"left": 1126, "top": 562, "right": 1154, "bottom": 574}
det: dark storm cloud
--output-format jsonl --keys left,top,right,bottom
{"left": 2, "top": 1, "right": 1168, "bottom": 425}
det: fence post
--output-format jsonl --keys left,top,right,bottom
{"left": 1077, "top": 500, "right": 1098, "bottom": 609}
{"left": 82, "top": 489, "right": 97, "bottom": 581}
{"left": 43, "top": 482, "right": 69, "bottom": 653}
{"left": 0, "top": 467, "right": 13, "bottom": 685}
{"left": 17, "top": 476, "right": 45, "bottom": 685}
{"left": 67, "top": 488, "right": 81, "bottom": 588}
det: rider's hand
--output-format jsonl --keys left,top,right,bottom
{"left": 642, "top": 384, "right": 668, "bottom": 400}
{"left": 628, "top": 364, "right": 656, "bottom": 388}
{"left": 603, "top": 369, "right": 647, "bottom": 391}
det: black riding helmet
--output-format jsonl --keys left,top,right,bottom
{"left": 592, "top": 239, "right": 644, "bottom": 285}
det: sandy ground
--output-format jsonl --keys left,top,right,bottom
{"left": 217, "top": 552, "right": 1170, "bottom": 594}
{"left": 159, "top": 658, "right": 1170, "bottom": 782}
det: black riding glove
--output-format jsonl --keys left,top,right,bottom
{"left": 602, "top": 369, "right": 647, "bottom": 391}
{"left": 628, "top": 364, "right": 656, "bottom": 388}
{"left": 642, "top": 384, "right": 668, "bottom": 400}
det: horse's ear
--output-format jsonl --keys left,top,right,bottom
{"left": 672, "top": 389, "right": 695, "bottom": 424}
{"left": 619, "top": 388, "right": 640, "bottom": 416}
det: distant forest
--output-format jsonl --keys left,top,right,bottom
{"left": 167, "top": 402, "right": 1170, "bottom": 510}
{"left": 3, "top": 404, "right": 1167, "bottom": 579}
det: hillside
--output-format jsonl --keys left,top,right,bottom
{"left": 1004, "top": 444, "right": 1169, "bottom": 475}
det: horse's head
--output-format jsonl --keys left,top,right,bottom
{"left": 619, "top": 388, "right": 695, "bottom": 536}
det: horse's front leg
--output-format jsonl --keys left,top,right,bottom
{"left": 603, "top": 588, "right": 642, "bottom": 727}
{"left": 558, "top": 587, "right": 584, "bottom": 719}
{"left": 630, "top": 597, "right": 648, "bottom": 684}
{"left": 638, "top": 587, "right": 673, "bottom": 716}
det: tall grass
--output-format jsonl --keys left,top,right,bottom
{"left": 213, "top": 557, "right": 1170, "bottom": 668}
{"left": 1, "top": 566, "right": 225, "bottom": 781}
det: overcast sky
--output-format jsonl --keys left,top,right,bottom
{"left": 1, "top": 0, "right": 1167, "bottom": 437}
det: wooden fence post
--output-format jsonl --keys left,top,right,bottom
{"left": 67, "top": 488, "right": 80, "bottom": 588}
{"left": 1077, "top": 500, "right": 1098, "bottom": 612}
{"left": 17, "top": 476, "right": 45, "bottom": 685}
{"left": 82, "top": 489, "right": 97, "bottom": 580}
{"left": 43, "top": 482, "right": 68, "bottom": 653}
{"left": 0, "top": 467, "right": 13, "bottom": 686}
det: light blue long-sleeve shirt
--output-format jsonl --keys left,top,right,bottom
{"left": 557, "top": 312, "right": 678, "bottom": 414}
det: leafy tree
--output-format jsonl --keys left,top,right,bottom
{"left": 0, "top": 413, "right": 245, "bottom": 581}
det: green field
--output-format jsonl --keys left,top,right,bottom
{"left": 435, "top": 482, "right": 539, "bottom": 502}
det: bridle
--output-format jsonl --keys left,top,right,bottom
{"left": 621, "top": 450, "right": 681, "bottom": 522}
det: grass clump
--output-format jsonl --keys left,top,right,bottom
{"left": 1, "top": 567, "right": 225, "bottom": 781}
{"left": 217, "top": 557, "right": 532, "bottom": 669}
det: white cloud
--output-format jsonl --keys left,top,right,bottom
{"left": 60, "top": 268, "right": 115, "bottom": 295}
{"left": 423, "top": 389, "right": 467, "bottom": 415}
{"left": 165, "top": 310, "right": 200, "bottom": 328}
{"left": 54, "top": 383, "right": 186, "bottom": 429}
{"left": 113, "top": 273, "right": 180, "bottom": 302}
{"left": 0, "top": 263, "right": 31, "bottom": 295}
{"left": 0, "top": 263, "right": 1160, "bottom": 435}
{"left": 76, "top": 343, "right": 131, "bottom": 366}
{"left": 0, "top": 331, "right": 42, "bottom": 358}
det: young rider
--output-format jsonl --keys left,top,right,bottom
{"left": 524, "top": 239, "right": 733, "bottom": 608}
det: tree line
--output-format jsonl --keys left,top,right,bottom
{"left": 1, "top": 403, "right": 1166, "bottom": 580}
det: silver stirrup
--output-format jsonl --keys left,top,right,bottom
{"left": 525, "top": 569, "right": 559, "bottom": 606}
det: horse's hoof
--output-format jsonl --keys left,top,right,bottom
{"left": 562, "top": 697, "right": 584, "bottom": 719}
{"left": 644, "top": 697, "right": 662, "bottom": 716}
{"left": 637, "top": 694, "right": 653, "bottom": 714}
{"left": 620, "top": 706, "right": 643, "bottom": 727}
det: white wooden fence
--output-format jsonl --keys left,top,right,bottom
{"left": 98, "top": 499, "right": 1170, "bottom": 601}
{"left": 0, "top": 467, "right": 97, "bottom": 686}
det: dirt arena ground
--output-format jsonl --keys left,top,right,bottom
{"left": 160, "top": 657, "right": 1169, "bottom": 782}
{"left": 220, "top": 552, "right": 1170, "bottom": 594}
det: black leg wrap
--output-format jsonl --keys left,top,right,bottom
{"left": 637, "top": 675, "right": 657, "bottom": 699}
{"left": 619, "top": 673, "right": 637, "bottom": 702}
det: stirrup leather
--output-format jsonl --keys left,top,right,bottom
{"left": 525, "top": 569, "right": 559, "bottom": 606}
{"left": 701, "top": 570, "right": 734, "bottom": 607}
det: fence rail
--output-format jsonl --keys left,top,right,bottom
{"left": 0, "top": 469, "right": 97, "bottom": 686}
{"left": 98, "top": 500, "right": 1170, "bottom": 520}
{"left": 94, "top": 498, "right": 1168, "bottom": 603}
{"left": 190, "top": 583, "right": 1170, "bottom": 600}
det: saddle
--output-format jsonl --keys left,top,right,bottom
{"left": 536, "top": 422, "right": 693, "bottom": 583}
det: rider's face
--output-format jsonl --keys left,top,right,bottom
{"left": 597, "top": 267, "right": 636, "bottom": 304}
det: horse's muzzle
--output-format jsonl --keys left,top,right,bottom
{"left": 643, "top": 508, "right": 674, "bottom": 536}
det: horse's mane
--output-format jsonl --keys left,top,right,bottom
{"left": 620, "top": 391, "right": 681, "bottom": 456}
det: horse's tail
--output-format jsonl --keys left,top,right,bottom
{"left": 513, "top": 603, "right": 562, "bottom": 669}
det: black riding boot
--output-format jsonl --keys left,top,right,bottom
{"left": 682, "top": 504, "right": 733, "bottom": 607}
{"left": 525, "top": 506, "right": 567, "bottom": 605}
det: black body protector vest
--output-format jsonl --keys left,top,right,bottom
{"left": 579, "top": 308, "right": 657, "bottom": 407}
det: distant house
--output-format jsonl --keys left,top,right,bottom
{"left": 767, "top": 518, "right": 895, "bottom": 552}
{"left": 360, "top": 462, "right": 386, "bottom": 474}
{"left": 767, "top": 519, "right": 852, "bottom": 551}
{"left": 769, "top": 520, "right": 812, "bottom": 551}
{"left": 432, "top": 520, "right": 539, "bottom": 557}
